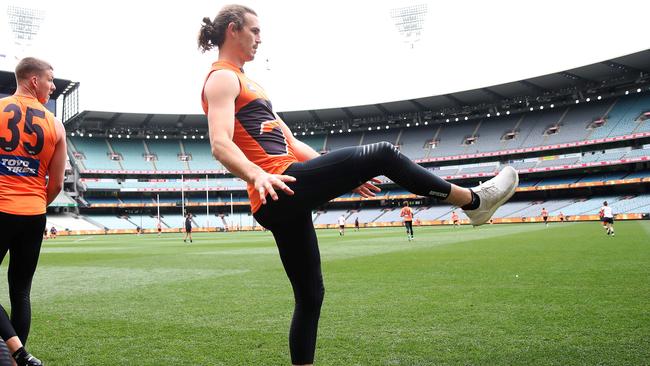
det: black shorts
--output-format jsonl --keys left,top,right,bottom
{"left": 339, "top": 225, "right": 344, "bottom": 230}
{"left": 185, "top": 226, "right": 192, "bottom": 233}
{"left": 542, "top": 216, "right": 548, "bottom": 222}
{"left": 603, "top": 217, "right": 614, "bottom": 224}
{"left": 453, "top": 220, "right": 459, "bottom": 224}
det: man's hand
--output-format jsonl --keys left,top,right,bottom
{"left": 252, "top": 172, "right": 296, "bottom": 205}
{"left": 353, "top": 178, "right": 382, "bottom": 198}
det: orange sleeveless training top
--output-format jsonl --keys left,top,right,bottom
{"left": 0, "top": 95, "right": 58, "bottom": 215}
{"left": 400, "top": 207, "right": 413, "bottom": 221}
{"left": 201, "top": 60, "right": 298, "bottom": 213}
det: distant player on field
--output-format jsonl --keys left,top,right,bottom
{"left": 541, "top": 207, "right": 549, "bottom": 227}
{"left": 558, "top": 211, "right": 564, "bottom": 222}
{"left": 184, "top": 212, "right": 193, "bottom": 243}
{"left": 451, "top": 210, "right": 460, "bottom": 227}
{"left": 338, "top": 214, "right": 346, "bottom": 236}
{"left": 0, "top": 57, "right": 67, "bottom": 366}
{"left": 400, "top": 202, "right": 414, "bottom": 241}
{"left": 599, "top": 201, "right": 615, "bottom": 236}
{"left": 49, "top": 226, "right": 57, "bottom": 239}
{"left": 354, "top": 216, "right": 360, "bottom": 231}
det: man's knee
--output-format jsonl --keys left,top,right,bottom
{"left": 297, "top": 283, "right": 325, "bottom": 311}
{"left": 369, "top": 141, "right": 400, "bottom": 159}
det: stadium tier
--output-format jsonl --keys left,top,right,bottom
{"left": 67, "top": 92, "right": 650, "bottom": 176}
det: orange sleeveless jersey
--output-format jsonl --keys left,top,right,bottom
{"left": 201, "top": 60, "right": 298, "bottom": 213}
{"left": 541, "top": 209, "right": 548, "bottom": 217}
{"left": 0, "top": 95, "right": 58, "bottom": 215}
{"left": 400, "top": 207, "right": 413, "bottom": 221}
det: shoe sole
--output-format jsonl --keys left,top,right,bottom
{"left": 472, "top": 168, "right": 519, "bottom": 226}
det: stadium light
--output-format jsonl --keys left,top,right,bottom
{"left": 155, "top": 135, "right": 159, "bottom": 139}
{"left": 146, "top": 135, "right": 151, "bottom": 139}
{"left": 126, "top": 135, "right": 131, "bottom": 139}
{"left": 310, "top": 131, "right": 314, "bottom": 135}
{"left": 347, "top": 129, "right": 351, "bottom": 132}
{"left": 88, "top": 133, "right": 92, "bottom": 137}
{"left": 200, "top": 136, "right": 205, "bottom": 139}
{"left": 163, "top": 135, "right": 167, "bottom": 139}
{"left": 192, "top": 135, "right": 196, "bottom": 139}
{"left": 376, "top": 127, "right": 381, "bottom": 130}
{"left": 424, "top": 121, "right": 428, "bottom": 125}
{"left": 183, "top": 135, "right": 187, "bottom": 139}
{"left": 540, "top": 106, "right": 544, "bottom": 110}
{"left": 637, "top": 88, "right": 642, "bottom": 93}
{"left": 415, "top": 122, "right": 419, "bottom": 126}
{"left": 529, "top": 107, "right": 534, "bottom": 111}
{"left": 575, "top": 100, "right": 580, "bottom": 104}
{"left": 109, "top": 134, "right": 113, "bottom": 138}
{"left": 597, "top": 96, "right": 602, "bottom": 100}
{"left": 550, "top": 104, "right": 554, "bottom": 108}
{"left": 385, "top": 126, "right": 389, "bottom": 129}
{"left": 406, "top": 123, "right": 410, "bottom": 127}
{"left": 117, "top": 135, "right": 121, "bottom": 138}
{"left": 446, "top": 119, "right": 450, "bottom": 122}
{"left": 455, "top": 118, "right": 459, "bottom": 121}
{"left": 506, "top": 111, "right": 510, "bottom": 115}
{"left": 496, "top": 112, "right": 500, "bottom": 116}
{"left": 71, "top": 132, "right": 75, "bottom": 136}
{"left": 586, "top": 98, "right": 591, "bottom": 102}
{"left": 487, "top": 113, "right": 491, "bottom": 117}
{"left": 464, "top": 117, "right": 468, "bottom": 121}
{"left": 331, "top": 130, "right": 335, "bottom": 134}
{"left": 368, "top": 127, "right": 372, "bottom": 131}
{"left": 339, "top": 129, "right": 343, "bottom": 133}
{"left": 625, "top": 90, "right": 629, "bottom": 95}
{"left": 79, "top": 133, "right": 84, "bottom": 137}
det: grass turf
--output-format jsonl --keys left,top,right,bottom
{"left": 1, "top": 221, "right": 648, "bottom": 365}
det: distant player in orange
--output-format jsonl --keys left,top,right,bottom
{"left": 157, "top": 220, "right": 162, "bottom": 237}
{"left": 198, "top": 5, "right": 518, "bottom": 365}
{"left": 541, "top": 207, "right": 549, "bottom": 227}
{"left": 400, "top": 202, "right": 414, "bottom": 241}
{"left": 451, "top": 210, "right": 460, "bottom": 227}
{"left": 558, "top": 211, "right": 565, "bottom": 222}
{"left": 0, "top": 57, "right": 66, "bottom": 366}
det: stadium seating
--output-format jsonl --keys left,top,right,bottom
{"left": 146, "top": 140, "right": 187, "bottom": 171}
{"left": 109, "top": 140, "right": 154, "bottom": 171}
{"left": 69, "top": 137, "right": 123, "bottom": 170}
{"left": 182, "top": 140, "right": 223, "bottom": 170}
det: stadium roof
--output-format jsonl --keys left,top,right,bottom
{"left": 66, "top": 49, "right": 650, "bottom": 134}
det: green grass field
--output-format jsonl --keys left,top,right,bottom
{"left": 2, "top": 221, "right": 649, "bottom": 365}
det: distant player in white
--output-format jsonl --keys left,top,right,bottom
{"left": 338, "top": 214, "right": 346, "bottom": 236}
{"left": 599, "top": 201, "right": 615, "bottom": 236}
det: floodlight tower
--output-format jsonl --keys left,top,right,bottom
{"left": 390, "top": 3, "right": 428, "bottom": 49}
{"left": 5, "top": 5, "right": 46, "bottom": 62}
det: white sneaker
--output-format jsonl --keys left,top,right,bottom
{"left": 464, "top": 166, "right": 519, "bottom": 226}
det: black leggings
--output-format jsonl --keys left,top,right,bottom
{"left": 0, "top": 211, "right": 45, "bottom": 345}
{"left": 254, "top": 142, "right": 451, "bottom": 364}
{"left": 404, "top": 221, "right": 414, "bottom": 237}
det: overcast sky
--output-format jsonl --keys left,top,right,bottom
{"left": 1, "top": 0, "right": 648, "bottom": 115}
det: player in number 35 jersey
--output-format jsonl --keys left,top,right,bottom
{"left": 0, "top": 57, "right": 67, "bottom": 366}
